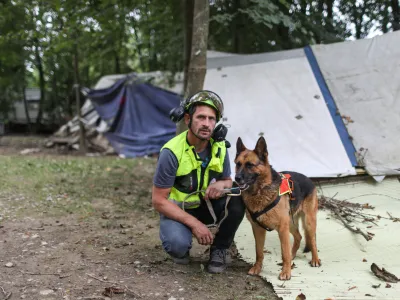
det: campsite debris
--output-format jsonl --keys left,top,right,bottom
{"left": 295, "top": 293, "right": 306, "bottom": 300}
{"left": 372, "top": 283, "right": 381, "bottom": 288}
{"left": 342, "top": 115, "right": 354, "bottom": 124}
{"left": 348, "top": 286, "right": 357, "bottom": 291}
{"left": 0, "top": 286, "right": 12, "bottom": 300}
{"left": 20, "top": 148, "right": 41, "bottom": 155}
{"left": 386, "top": 283, "right": 392, "bottom": 288}
{"left": 318, "top": 195, "right": 388, "bottom": 241}
{"left": 363, "top": 258, "right": 368, "bottom": 262}
{"left": 45, "top": 126, "right": 115, "bottom": 155}
{"left": 370, "top": 263, "right": 400, "bottom": 283}
{"left": 102, "top": 287, "right": 125, "bottom": 297}
{"left": 387, "top": 212, "right": 400, "bottom": 222}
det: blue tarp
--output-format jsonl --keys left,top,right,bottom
{"left": 87, "top": 75, "right": 181, "bottom": 157}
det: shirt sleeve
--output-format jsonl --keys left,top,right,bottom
{"left": 221, "top": 149, "right": 231, "bottom": 179}
{"left": 153, "top": 149, "right": 178, "bottom": 188}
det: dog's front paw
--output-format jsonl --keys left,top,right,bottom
{"left": 248, "top": 264, "right": 262, "bottom": 276}
{"left": 310, "top": 258, "right": 321, "bottom": 267}
{"left": 279, "top": 269, "right": 291, "bottom": 281}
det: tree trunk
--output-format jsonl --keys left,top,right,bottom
{"left": 382, "top": 2, "right": 390, "bottom": 33}
{"left": 182, "top": 0, "right": 194, "bottom": 93}
{"left": 21, "top": 73, "right": 32, "bottom": 133}
{"left": 132, "top": 21, "right": 146, "bottom": 71}
{"left": 115, "top": 50, "right": 121, "bottom": 73}
{"left": 326, "top": 0, "right": 334, "bottom": 32}
{"left": 73, "top": 41, "right": 87, "bottom": 153}
{"left": 177, "top": 0, "right": 210, "bottom": 134}
{"left": 233, "top": 0, "right": 247, "bottom": 53}
{"left": 392, "top": 0, "right": 400, "bottom": 31}
{"left": 34, "top": 41, "right": 45, "bottom": 130}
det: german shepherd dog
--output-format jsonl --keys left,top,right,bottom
{"left": 234, "top": 136, "right": 321, "bottom": 280}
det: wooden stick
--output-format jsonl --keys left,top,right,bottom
{"left": 333, "top": 208, "right": 372, "bottom": 241}
{"left": 86, "top": 273, "right": 117, "bottom": 284}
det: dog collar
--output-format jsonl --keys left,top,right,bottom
{"left": 246, "top": 172, "right": 294, "bottom": 231}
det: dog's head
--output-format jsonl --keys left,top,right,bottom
{"left": 234, "top": 136, "right": 269, "bottom": 187}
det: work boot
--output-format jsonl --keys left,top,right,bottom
{"left": 172, "top": 252, "right": 190, "bottom": 265}
{"left": 207, "top": 248, "right": 231, "bottom": 273}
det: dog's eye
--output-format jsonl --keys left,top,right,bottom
{"left": 236, "top": 162, "right": 242, "bottom": 168}
{"left": 246, "top": 162, "right": 254, "bottom": 168}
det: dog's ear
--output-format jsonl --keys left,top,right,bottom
{"left": 254, "top": 136, "right": 268, "bottom": 162}
{"left": 236, "top": 137, "right": 246, "bottom": 159}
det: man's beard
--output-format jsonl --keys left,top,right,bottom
{"left": 191, "top": 126, "right": 212, "bottom": 141}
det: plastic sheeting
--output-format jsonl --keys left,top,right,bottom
{"left": 86, "top": 75, "right": 181, "bottom": 157}
{"left": 235, "top": 177, "right": 400, "bottom": 299}
{"left": 204, "top": 51, "right": 356, "bottom": 178}
{"left": 312, "top": 31, "right": 400, "bottom": 176}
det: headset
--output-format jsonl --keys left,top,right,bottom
{"left": 169, "top": 92, "right": 231, "bottom": 148}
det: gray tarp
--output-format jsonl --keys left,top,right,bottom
{"left": 312, "top": 31, "right": 400, "bottom": 176}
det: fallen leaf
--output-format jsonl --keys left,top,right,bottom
{"left": 296, "top": 293, "right": 306, "bottom": 300}
{"left": 372, "top": 283, "right": 381, "bottom": 288}
{"left": 371, "top": 263, "right": 400, "bottom": 283}
{"left": 348, "top": 286, "right": 357, "bottom": 291}
{"left": 386, "top": 283, "right": 392, "bottom": 288}
{"left": 363, "top": 258, "right": 368, "bottom": 262}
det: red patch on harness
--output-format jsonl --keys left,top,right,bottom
{"left": 279, "top": 173, "right": 293, "bottom": 196}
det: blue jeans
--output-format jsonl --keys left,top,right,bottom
{"left": 159, "top": 195, "right": 245, "bottom": 258}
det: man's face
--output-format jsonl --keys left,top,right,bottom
{"left": 185, "top": 105, "right": 217, "bottom": 140}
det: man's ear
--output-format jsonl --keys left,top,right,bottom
{"left": 254, "top": 136, "right": 268, "bottom": 162}
{"left": 236, "top": 137, "right": 246, "bottom": 159}
{"left": 184, "top": 113, "right": 190, "bottom": 126}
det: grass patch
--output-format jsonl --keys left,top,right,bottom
{"left": 0, "top": 155, "right": 157, "bottom": 219}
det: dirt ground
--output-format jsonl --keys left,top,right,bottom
{"left": 0, "top": 135, "right": 280, "bottom": 300}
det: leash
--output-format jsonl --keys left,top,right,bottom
{"left": 182, "top": 183, "right": 248, "bottom": 236}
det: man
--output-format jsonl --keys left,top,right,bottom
{"left": 152, "top": 90, "right": 245, "bottom": 274}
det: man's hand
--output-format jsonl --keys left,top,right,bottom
{"left": 191, "top": 220, "right": 214, "bottom": 245}
{"left": 205, "top": 180, "right": 228, "bottom": 200}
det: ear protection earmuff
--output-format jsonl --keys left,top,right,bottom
{"left": 169, "top": 103, "right": 186, "bottom": 123}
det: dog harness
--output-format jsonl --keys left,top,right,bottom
{"left": 247, "top": 173, "right": 295, "bottom": 231}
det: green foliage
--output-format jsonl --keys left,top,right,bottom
{"left": 0, "top": 0, "right": 398, "bottom": 125}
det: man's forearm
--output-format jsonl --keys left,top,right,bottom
{"left": 153, "top": 197, "right": 199, "bottom": 229}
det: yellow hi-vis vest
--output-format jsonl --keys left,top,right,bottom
{"left": 161, "top": 130, "right": 227, "bottom": 209}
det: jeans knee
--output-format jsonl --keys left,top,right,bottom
{"left": 161, "top": 233, "right": 191, "bottom": 258}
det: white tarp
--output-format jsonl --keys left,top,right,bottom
{"left": 235, "top": 176, "right": 400, "bottom": 299}
{"left": 312, "top": 31, "right": 400, "bottom": 176}
{"left": 204, "top": 50, "right": 356, "bottom": 178}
